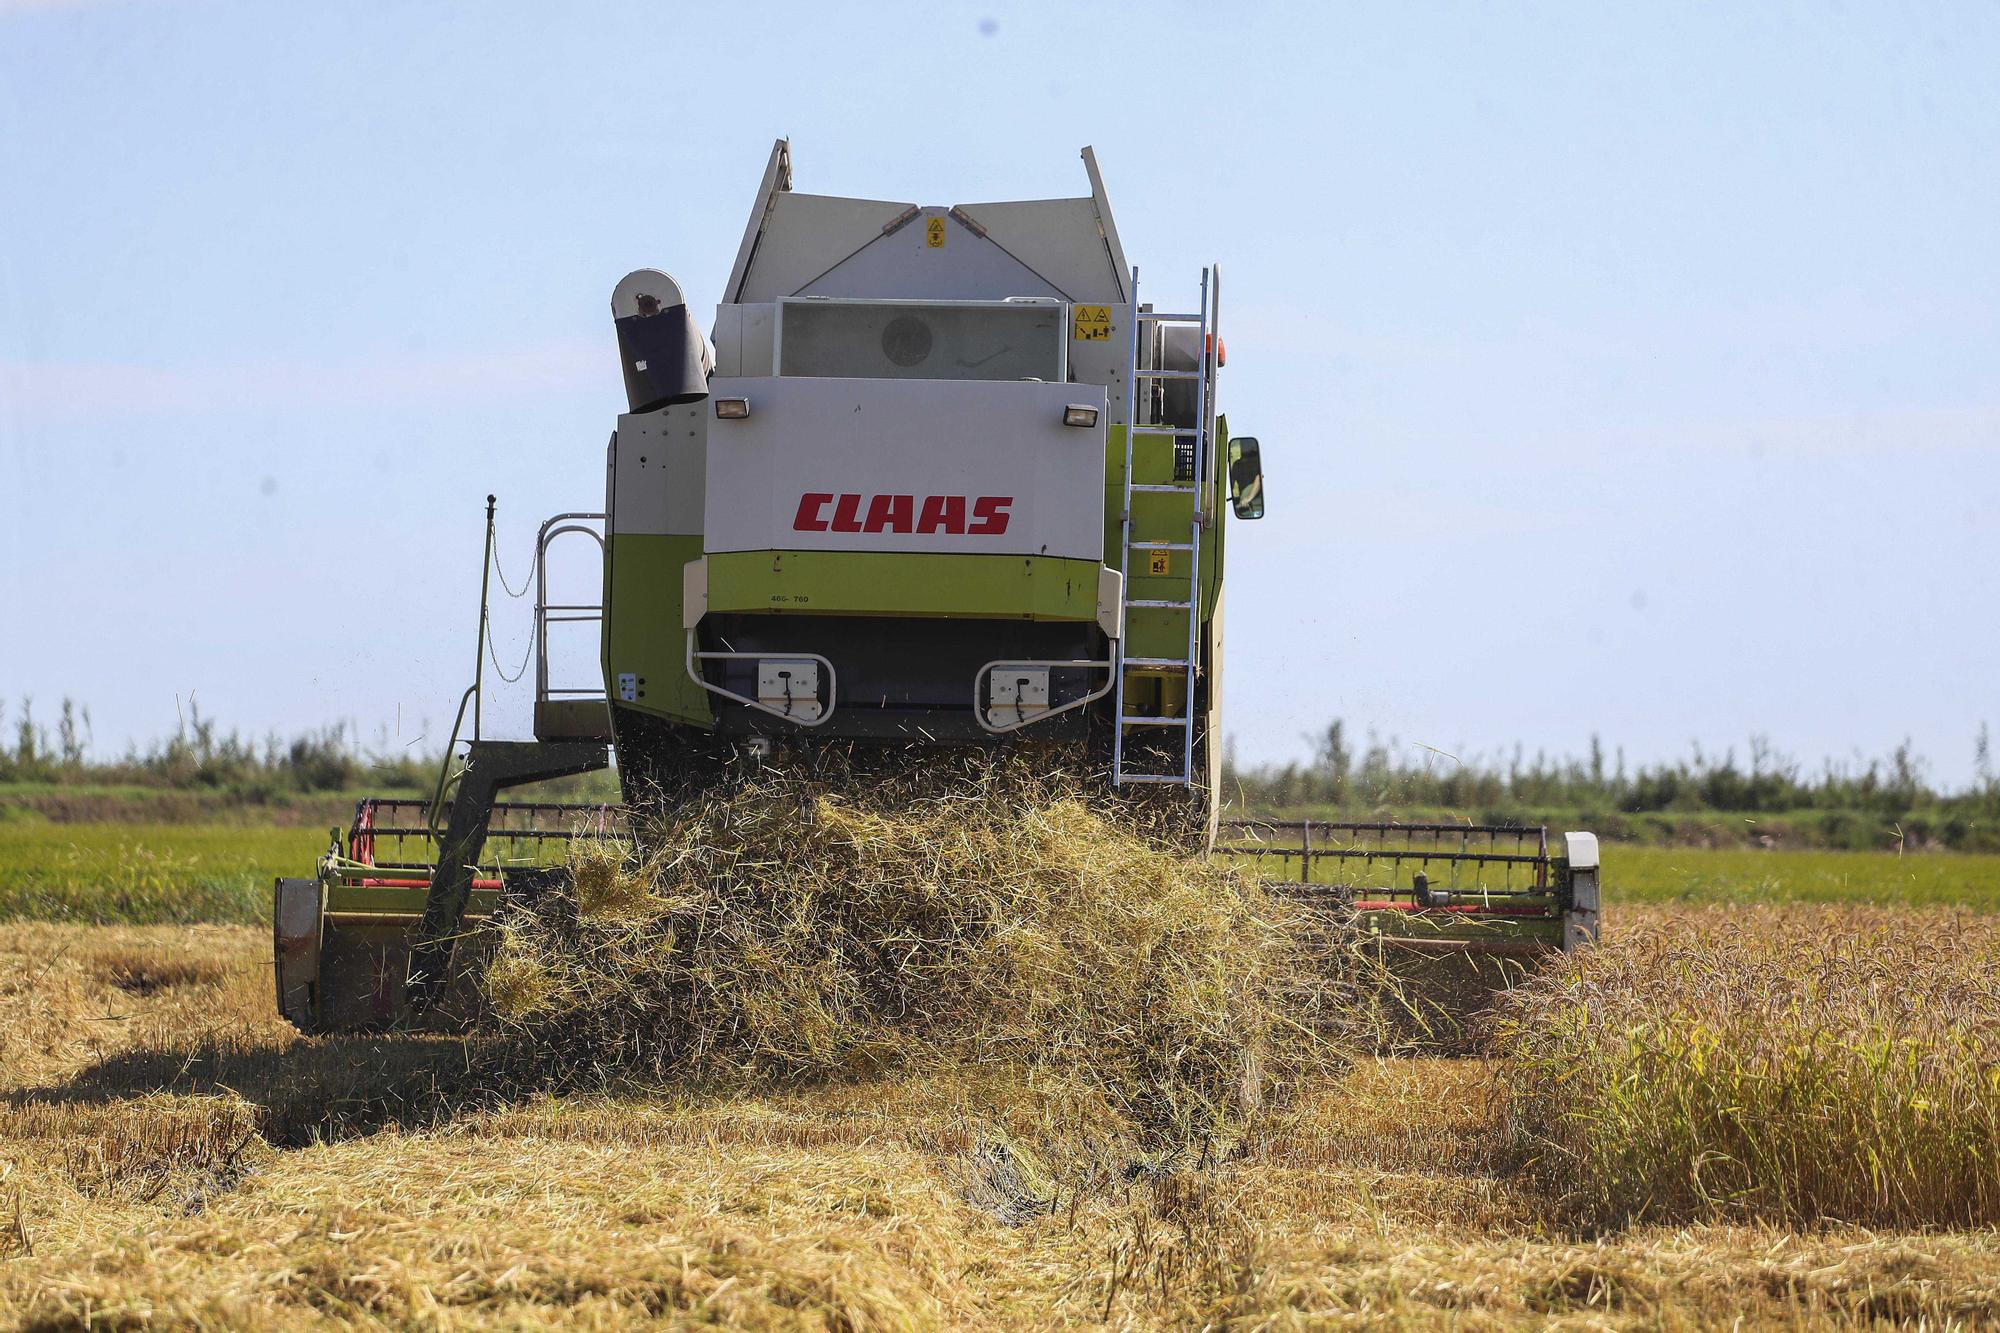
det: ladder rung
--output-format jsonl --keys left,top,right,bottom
{"left": 1130, "top": 426, "right": 1199, "bottom": 435}
{"left": 1121, "top": 715, "right": 1191, "bottom": 727}
{"left": 1122, "top": 657, "right": 1190, "bottom": 670}
{"left": 1115, "top": 773, "right": 1191, "bottom": 784}
{"left": 1130, "top": 483, "right": 1193, "bottom": 494}
{"left": 1128, "top": 541, "right": 1192, "bottom": 551}
{"left": 1135, "top": 370, "right": 1201, "bottom": 380}
{"left": 1136, "top": 311, "right": 1202, "bottom": 322}
{"left": 1126, "top": 599, "right": 1191, "bottom": 610}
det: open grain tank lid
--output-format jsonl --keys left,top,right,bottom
{"left": 611, "top": 269, "right": 714, "bottom": 413}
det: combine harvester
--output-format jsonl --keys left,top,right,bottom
{"left": 275, "top": 141, "right": 1600, "bottom": 1032}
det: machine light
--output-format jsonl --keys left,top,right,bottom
{"left": 1062, "top": 404, "right": 1099, "bottom": 428}
{"left": 714, "top": 397, "right": 752, "bottom": 420}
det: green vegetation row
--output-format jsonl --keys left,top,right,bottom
{"left": 4, "top": 820, "right": 1997, "bottom": 927}
{"left": 13, "top": 693, "right": 2000, "bottom": 817}
{"left": 0, "top": 697, "right": 438, "bottom": 795}
{"left": 0, "top": 697, "right": 621, "bottom": 822}
{"left": 0, "top": 823, "right": 309, "bottom": 924}
{"left": 1225, "top": 720, "right": 2000, "bottom": 850}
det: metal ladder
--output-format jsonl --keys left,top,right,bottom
{"left": 1112, "top": 266, "right": 1215, "bottom": 787}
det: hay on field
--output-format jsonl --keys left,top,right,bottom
{"left": 8, "top": 916, "right": 2000, "bottom": 1328}
{"left": 482, "top": 764, "right": 1346, "bottom": 1148}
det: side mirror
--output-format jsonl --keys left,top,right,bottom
{"left": 1227, "top": 437, "right": 1265, "bottom": 520}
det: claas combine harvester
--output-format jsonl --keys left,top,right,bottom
{"left": 274, "top": 141, "right": 1601, "bottom": 1032}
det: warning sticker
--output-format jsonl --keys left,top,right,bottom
{"left": 925, "top": 217, "right": 946, "bottom": 248}
{"left": 1148, "top": 551, "right": 1171, "bottom": 576}
{"left": 1073, "top": 304, "right": 1111, "bottom": 340}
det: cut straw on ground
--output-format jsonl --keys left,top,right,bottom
{"left": 482, "top": 762, "right": 1355, "bottom": 1155}
{"left": 1, "top": 905, "right": 1997, "bottom": 1326}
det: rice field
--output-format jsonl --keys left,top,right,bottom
{"left": 5, "top": 816, "right": 1999, "bottom": 927}
{"left": 1610, "top": 843, "right": 2000, "bottom": 909}
{"left": 3, "top": 783, "right": 1997, "bottom": 1327}
{"left": 0, "top": 821, "right": 311, "bottom": 924}
{"left": 1498, "top": 906, "right": 2000, "bottom": 1230}
{"left": 4, "top": 695, "right": 1976, "bottom": 1285}
{"left": 3, "top": 908, "right": 1996, "bottom": 1328}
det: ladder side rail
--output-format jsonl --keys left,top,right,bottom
{"left": 1180, "top": 267, "right": 1212, "bottom": 782}
{"left": 1199, "top": 263, "right": 1221, "bottom": 550}
{"left": 1111, "top": 265, "right": 1144, "bottom": 785}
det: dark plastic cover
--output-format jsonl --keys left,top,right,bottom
{"left": 616, "top": 301, "right": 709, "bottom": 412}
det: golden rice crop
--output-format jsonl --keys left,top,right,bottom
{"left": 6, "top": 915, "right": 2000, "bottom": 1327}
{"left": 1496, "top": 906, "right": 2000, "bottom": 1228}
{"left": 481, "top": 761, "right": 1350, "bottom": 1151}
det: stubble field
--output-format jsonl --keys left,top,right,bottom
{"left": 2, "top": 799, "right": 1997, "bottom": 1330}
{"left": 2, "top": 774, "right": 1998, "bottom": 1329}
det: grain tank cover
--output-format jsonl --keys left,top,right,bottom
{"left": 612, "top": 269, "right": 713, "bottom": 413}
{"left": 722, "top": 139, "right": 1133, "bottom": 306}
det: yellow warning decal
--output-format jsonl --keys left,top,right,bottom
{"left": 1148, "top": 550, "right": 1170, "bottom": 576}
{"left": 1073, "top": 304, "right": 1111, "bottom": 340}
{"left": 925, "top": 217, "right": 946, "bottom": 248}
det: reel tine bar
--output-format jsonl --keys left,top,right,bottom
{"left": 1216, "top": 819, "right": 1558, "bottom": 903}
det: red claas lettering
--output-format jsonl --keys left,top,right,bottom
{"left": 794, "top": 494, "right": 1011, "bottom": 537}
{"left": 916, "top": 494, "right": 966, "bottom": 535}
{"left": 968, "top": 496, "right": 1012, "bottom": 535}
{"left": 862, "top": 493, "right": 914, "bottom": 534}
{"left": 792, "top": 493, "right": 834, "bottom": 532}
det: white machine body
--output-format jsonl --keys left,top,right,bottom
{"left": 703, "top": 374, "right": 1107, "bottom": 561}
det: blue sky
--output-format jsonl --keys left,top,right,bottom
{"left": 2, "top": 1, "right": 1995, "bottom": 783}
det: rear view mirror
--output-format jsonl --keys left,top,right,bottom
{"left": 1227, "top": 437, "right": 1265, "bottom": 520}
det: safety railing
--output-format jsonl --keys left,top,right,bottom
{"left": 533, "top": 512, "right": 607, "bottom": 710}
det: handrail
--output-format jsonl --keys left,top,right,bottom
{"left": 425, "top": 683, "right": 478, "bottom": 831}
{"left": 532, "top": 512, "right": 607, "bottom": 707}
{"left": 418, "top": 503, "right": 610, "bottom": 837}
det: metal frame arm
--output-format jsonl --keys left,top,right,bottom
{"left": 405, "top": 738, "right": 609, "bottom": 1011}
{"left": 684, "top": 632, "right": 839, "bottom": 727}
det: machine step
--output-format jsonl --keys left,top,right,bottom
{"left": 1116, "top": 772, "right": 1194, "bottom": 784}
{"left": 1128, "top": 540, "right": 1193, "bottom": 551}
{"left": 1128, "top": 598, "right": 1191, "bottom": 610}
{"left": 1121, "top": 715, "right": 1191, "bottom": 727}
{"left": 1122, "top": 657, "right": 1191, "bottom": 670}
{"left": 1130, "top": 425, "right": 1199, "bottom": 435}
{"left": 1131, "top": 483, "right": 1193, "bottom": 493}
{"left": 1134, "top": 369, "right": 1201, "bottom": 380}
{"left": 1136, "top": 311, "right": 1202, "bottom": 322}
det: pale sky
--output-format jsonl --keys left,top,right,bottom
{"left": 2, "top": 2, "right": 1996, "bottom": 784}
